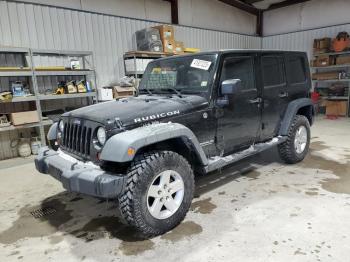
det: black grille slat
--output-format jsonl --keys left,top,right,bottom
{"left": 61, "top": 119, "right": 95, "bottom": 160}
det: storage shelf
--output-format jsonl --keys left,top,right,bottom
{"left": 0, "top": 47, "right": 30, "bottom": 53}
{"left": 0, "top": 96, "right": 36, "bottom": 103}
{"left": 38, "top": 92, "right": 96, "bottom": 100}
{"left": 0, "top": 119, "right": 53, "bottom": 132}
{"left": 124, "top": 51, "right": 173, "bottom": 59}
{"left": 314, "top": 50, "right": 350, "bottom": 57}
{"left": 0, "top": 70, "right": 32, "bottom": 77}
{"left": 312, "top": 64, "right": 350, "bottom": 70}
{"left": 34, "top": 70, "right": 94, "bottom": 76}
{"left": 31, "top": 49, "right": 93, "bottom": 57}
{"left": 325, "top": 96, "right": 349, "bottom": 100}
{"left": 312, "top": 79, "right": 350, "bottom": 83}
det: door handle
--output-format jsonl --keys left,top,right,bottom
{"left": 248, "top": 97, "right": 262, "bottom": 104}
{"left": 279, "top": 92, "right": 289, "bottom": 98}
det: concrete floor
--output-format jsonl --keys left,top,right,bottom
{"left": 0, "top": 117, "right": 350, "bottom": 262}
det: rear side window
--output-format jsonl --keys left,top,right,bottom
{"left": 287, "top": 55, "right": 307, "bottom": 84}
{"left": 261, "top": 56, "right": 285, "bottom": 87}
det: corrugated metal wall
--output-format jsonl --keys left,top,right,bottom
{"left": 263, "top": 23, "right": 350, "bottom": 59}
{"left": 0, "top": 0, "right": 261, "bottom": 87}
{"left": 0, "top": 0, "right": 260, "bottom": 160}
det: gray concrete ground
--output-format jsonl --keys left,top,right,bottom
{"left": 0, "top": 117, "right": 350, "bottom": 262}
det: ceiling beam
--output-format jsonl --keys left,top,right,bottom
{"left": 163, "top": 0, "right": 179, "bottom": 24}
{"left": 218, "top": 0, "right": 259, "bottom": 15}
{"left": 267, "top": 0, "right": 311, "bottom": 11}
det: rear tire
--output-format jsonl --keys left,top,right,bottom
{"left": 278, "top": 115, "right": 310, "bottom": 164}
{"left": 118, "top": 151, "right": 194, "bottom": 236}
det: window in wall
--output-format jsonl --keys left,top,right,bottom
{"left": 287, "top": 55, "right": 307, "bottom": 84}
{"left": 261, "top": 56, "right": 285, "bottom": 87}
{"left": 220, "top": 56, "right": 255, "bottom": 91}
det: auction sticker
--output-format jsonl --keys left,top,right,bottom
{"left": 191, "top": 59, "right": 212, "bottom": 70}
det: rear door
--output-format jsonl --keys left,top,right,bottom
{"left": 260, "top": 53, "right": 288, "bottom": 140}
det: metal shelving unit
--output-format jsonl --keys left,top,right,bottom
{"left": 312, "top": 52, "right": 350, "bottom": 117}
{"left": 0, "top": 47, "right": 97, "bottom": 150}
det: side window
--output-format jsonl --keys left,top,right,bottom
{"left": 220, "top": 56, "right": 255, "bottom": 91}
{"left": 261, "top": 56, "right": 285, "bottom": 87}
{"left": 287, "top": 55, "right": 307, "bottom": 84}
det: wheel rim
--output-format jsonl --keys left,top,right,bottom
{"left": 294, "top": 125, "right": 308, "bottom": 154}
{"left": 146, "top": 170, "right": 184, "bottom": 220}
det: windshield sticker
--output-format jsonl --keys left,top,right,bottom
{"left": 152, "top": 67, "right": 162, "bottom": 73}
{"left": 191, "top": 59, "right": 212, "bottom": 70}
{"left": 201, "top": 81, "right": 208, "bottom": 87}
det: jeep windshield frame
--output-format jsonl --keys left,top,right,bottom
{"left": 139, "top": 53, "right": 218, "bottom": 97}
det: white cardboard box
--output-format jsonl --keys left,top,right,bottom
{"left": 97, "top": 88, "right": 113, "bottom": 101}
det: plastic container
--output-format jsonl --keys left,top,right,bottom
{"left": 31, "top": 137, "right": 42, "bottom": 155}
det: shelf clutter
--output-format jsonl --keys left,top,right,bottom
{"left": 124, "top": 24, "right": 200, "bottom": 79}
{"left": 0, "top": 46, "right": 97, "bottom": 160}
{"left": 311, "top": 32, "right": 350, "bottom": 118}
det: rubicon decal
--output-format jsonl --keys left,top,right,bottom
{"left": 134, "top": 110, "right": 180, "bottom": 123}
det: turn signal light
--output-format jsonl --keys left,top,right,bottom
{"left": 127, "top": 147, "right": 135, "bottom": 156}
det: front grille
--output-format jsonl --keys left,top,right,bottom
{"left": 61, "top": 120, "right": 94, "bottom": 159}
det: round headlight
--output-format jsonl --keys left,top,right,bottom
{"left": 97, "top": 127, "right": 106, "bottom": 145}
{"left": 58, "top": 120, "right": 64, "bottom": 132}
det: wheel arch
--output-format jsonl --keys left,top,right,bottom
{"left": 279, "top": 98, "right": 314, "bottom": 136}
{"left": 100, "top": 123, "right": 208, "bottom": 166}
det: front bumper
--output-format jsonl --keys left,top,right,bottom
{"left": 35, "top": 147, "right": 126, "bottom": 198}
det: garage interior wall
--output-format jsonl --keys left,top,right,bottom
{"left": 262, "top": 0, "right": 350, "bottom": 59}
{"left": 0, "top": 0, "right": 260, "bottom": 160}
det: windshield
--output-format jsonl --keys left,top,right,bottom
{"left": 139, "top": 54, "right": 217, "bottom": 94}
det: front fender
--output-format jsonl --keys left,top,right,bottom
{"left": 279, "top": 98, "right": 314, "bottom": 136}
{"left": 100, "top": 122, "right": 208, "bottom": 165}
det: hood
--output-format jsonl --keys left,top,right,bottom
{"left": 62, "top": 94, "right": 209, "bottom": 127}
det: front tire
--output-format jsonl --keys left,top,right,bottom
{"left": 118, "top": 151, "right": 194, "bottom": 236}
{"left": 278, "top": 115, "right": 310, "bottom": 164}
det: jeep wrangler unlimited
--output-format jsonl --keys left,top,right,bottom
{"left": 35, "top": 50, "right": 314, "bottom": 236}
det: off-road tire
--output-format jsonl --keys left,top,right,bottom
{"left": 278, "top": 115, "right": 310, "bottom": 164}
{"left": 118, "top": 150, "right": 194, "bottom": 236}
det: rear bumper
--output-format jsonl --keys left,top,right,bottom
{"left": 35, "top": 147, "right": 126, "bottom": 198}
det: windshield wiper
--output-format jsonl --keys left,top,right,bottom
{"left": 159, "top": 87, "right": 183, "bottom": 98}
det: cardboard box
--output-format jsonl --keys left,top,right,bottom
{"left": 163, "top": 39, "right": 175, "bottom": 53}
{"left": 326, "top": 101, "right": 348, "bottom": 116}
{"left": 312, "top": 72, "right": 339, "bottom": 80}
{"left": 313, "top": 38, "right": 331, "bottom": 53}
{"left": 10, "top": 111, "right": 39, "bottom": 126}
{"left": 97, "top": 87, "right": 113, "bottom": 101}
{"left": 113, "top": 86, "right": 135, "bottom": 99}
{"left": 313, "top": 55, "right": 335, "bottom": 67}
{"left": 153, "top": 25, "right": 175, "bottom": 42}
{"left": 336, "top": 55, "right": 350, "bottom": 65}
{"left": 174, "top": 41, "right": 185, "bottom": 54}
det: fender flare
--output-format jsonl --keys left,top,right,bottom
{"left": 100, "top": 122, "right": 209, "bottom": 165}
{"left": 47, "top": 122, "right": 58, "bottom": 141}
{"left": 279, "top": 98, "right": 314, "bottom": 136}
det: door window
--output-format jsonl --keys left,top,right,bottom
{"left": 261, "top": 56, "right": 286, "bottom": 87}
{"left": 220, "top": 56, "right": 255, "bottom": 91}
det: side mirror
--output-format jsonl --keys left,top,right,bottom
{"left": 221, "top": 79, "right": 242, "bottom": 95}
{"left": 217, "top": 79, "right": 241, "bottom": 107}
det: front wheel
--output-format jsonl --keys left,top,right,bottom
{"left": 278, "top": 115, "right": 311, "bottom": 164}
{"left": 118, "top": 151, "right": 194, "bottom": 236}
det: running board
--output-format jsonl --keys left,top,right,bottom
{"left": 205, "top": 136, "right": 287, "bottom": 173}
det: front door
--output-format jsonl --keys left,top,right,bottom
{"left": 216, "top": 54, "right": 261, "bottom": 155}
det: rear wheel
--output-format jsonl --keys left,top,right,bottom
{"left": 118, "top": 151, "right": 194, "bottom": 236}
{"left": 278, "top": 115, "right": 310, "bottom": 164}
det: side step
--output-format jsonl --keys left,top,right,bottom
{"left": 205, "top": 136, "right": 287, "bottom": 173}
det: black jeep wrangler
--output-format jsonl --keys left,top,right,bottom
{"left": 36, "top": 50, "right": 314, "bottom": 236}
